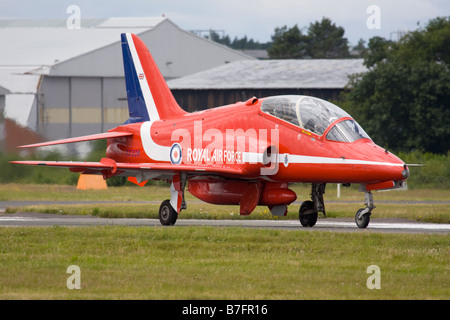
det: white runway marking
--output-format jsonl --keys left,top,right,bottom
{"left": 316, "top": 220, "right": 450, "bottom": 231}
{"left": 1, "top": 214, "right": 448, "bottom": 233}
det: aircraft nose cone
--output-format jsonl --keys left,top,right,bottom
{"left": 381, "top": 150, "right": 407, "bottom": 181}
{"left": 402, "top": 164, "right": 410, "bottom": 179}
{"left": 357, "top": 142, "right": 408, "bottom": 182}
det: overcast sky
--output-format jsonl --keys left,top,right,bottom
{"left": 1, "top": 0, "right": 448, "bottom": 46}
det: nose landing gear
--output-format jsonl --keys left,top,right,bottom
{"left": 355, "top": 189, "right": 375, "bottom": 229}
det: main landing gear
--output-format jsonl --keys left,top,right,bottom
{"left": 299, "top": 183, "right": 325, "bottom": 227}
{"left": 159, "top": 200, "right": 178, "bottom": 226}
{"left": 299, "top": 183, "right": 375, "bottom": 229}
{"left": 159, "top": 173, "right": 187, "bottom": 226}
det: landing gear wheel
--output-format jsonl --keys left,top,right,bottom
{"left": 299, "top": 200, "right": 318, "bottom": 227}
{"left": 355, "top": 208, "right": 370, "bottom": 229}
{"left": 159, "top": 200, "right": 178, "bottom": 226}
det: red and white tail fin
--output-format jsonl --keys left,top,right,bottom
{"left": 121, "top": 33, "right": 186, "bottom": 123}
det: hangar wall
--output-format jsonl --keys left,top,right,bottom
{"left": 38, "top": 76, "right": 128, "bottom": 140}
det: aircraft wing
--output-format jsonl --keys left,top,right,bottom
{"left": 10, "top": 159, "right": 246, "bottom": 179}
{"left": 18, "top": 131, "right": 133, "bottom": 148}
{"left": 13, "top": 130, "right": 246, "bottom": 182}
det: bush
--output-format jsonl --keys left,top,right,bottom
{"left": 398, "top": 151, "right": 450, "bottom": 189}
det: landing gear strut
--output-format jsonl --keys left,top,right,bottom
{"left": 299, "top": 183, "right": 326, "bottom": 227}
{"left": 159, "top": 173, "right": 187, "bottom": 226}
{"left": 355, "top": 189, "right": 375, "bottom": 229}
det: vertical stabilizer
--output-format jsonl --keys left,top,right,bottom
{"left": 121, "top": 33, "right": 186, "bottom": 124}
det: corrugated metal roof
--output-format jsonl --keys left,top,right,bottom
{"left": 0, "top": 28, "right": 147, "bottom": 67}
{"left": 0, "top": 17, "right": 165, "bottom": 29}
{"left": 0, "top": 17, "right": 165, "bottom": 129}
{"left": 0, "top": 18, "right": 107, "bottom": 28}
{"left": 167, "top": 59, "right": 366, "bottom": 89}
{"left": 0, "top": 18, "right": 163, "bottom": 67}
{"left": 0, "top": 67, "right": 41, "bottom": 93}
{"left": 98, "top": 17, "right": 165, "bottom": 28}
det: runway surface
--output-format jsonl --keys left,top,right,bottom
{"left": 1, "top": 200, "right": 449, "bottom": 234}
{"left": 1, "top": 211, "right": 449, "bottom": 234}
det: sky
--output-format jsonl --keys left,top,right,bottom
{"left": 0, "top": 0, "right": 448, "bottom": 46}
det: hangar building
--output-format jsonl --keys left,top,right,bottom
{"left": 0, "top": 17, "right": 254, "bottom": 148}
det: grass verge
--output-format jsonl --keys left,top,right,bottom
{"left": 0, "top": 226, "right": 448, "bottom": 299}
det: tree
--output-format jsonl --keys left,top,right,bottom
{"left": 267, "top": 24, "right": 308, "bottom": 58}
{"left": 351, "top": 38, "right": 369, "bottom": 58}
{"left": 363, "top": 36, "right": 393, "bottom": 68}
{"left": 209, "top": 31, "right": 270, "bottom": 50}
{"left": 267, "top": 18, "right": 350, "bottom": 59}
{"left": 341, "top": 17, "right": 450, "bottom": 154}
{"left": 307, "top": 17, "right": 350, "bottom": 58}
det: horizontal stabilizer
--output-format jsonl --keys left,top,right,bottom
{"left": 18, "top": 131, "right": 133, "bottom": 148}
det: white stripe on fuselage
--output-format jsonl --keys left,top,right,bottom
{"left": 242, "top": 152, "right": 403, "bottom": 167}
{"left": 126, "top": 33, "right": 160, "bottom": 121}
{"left": 283, "top": 154, "right": 404, "bottom": 166}
{"left": 140, "top": 121, "right": 170, "bottom": 161}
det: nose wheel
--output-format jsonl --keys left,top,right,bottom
{"left": 355, "top": 208, "right": 371, "bottom": 228}
{"left": 355, "top": 189, "right": 375, "bottom": 229}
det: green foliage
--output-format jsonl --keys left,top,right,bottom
{"left": 363, "top": 36, "right": 393, "bottom": 68}
{"left": 341, "top": 17, "right": 450, "bottom": 154}
{"left": 268, "top": 24, "right": 308, "bottom": 58}
{"left": 209, "top": 30, "right": 271, "bottom": 50}
{"left": 210, "top": 17, "right": 351, "bottom": 59}
{"left": 268, "top": 17, "right": 350, "bottom": 59}
{"left": 1, "top": 150, "right": 79, "bottom": 185}
{"left": 307, "top": 17, "right": 349, "bottom": 58}
{"left": 398, "top": 151, "right": 450, "bottom": 189}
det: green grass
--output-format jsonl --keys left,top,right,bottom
{"left": 0, "top": 226, "right": 448, "bottom": 299}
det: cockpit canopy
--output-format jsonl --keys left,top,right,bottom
{"left": 261, "top": 95, "right": 371, "bottom": 143}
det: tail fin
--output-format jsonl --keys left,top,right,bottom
{"left": 121, "top": 33, "right": 186, "bottom": 124}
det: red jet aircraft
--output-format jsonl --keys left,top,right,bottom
{"left": 12, "top": 33, "right": 410, "bottom": 228}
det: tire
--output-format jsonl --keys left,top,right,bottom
{"left": 355, "top": 208, "right": 370, "bottom": 229}
{"left": 299, "top": 200, "right": 318, "bottom": 227}
{"left": 159, "top": 200, "right": 178, "bottom": 226}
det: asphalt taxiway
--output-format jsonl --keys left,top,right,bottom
{"left": 1, "top": 211, "right": 449, "bottom": 234}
